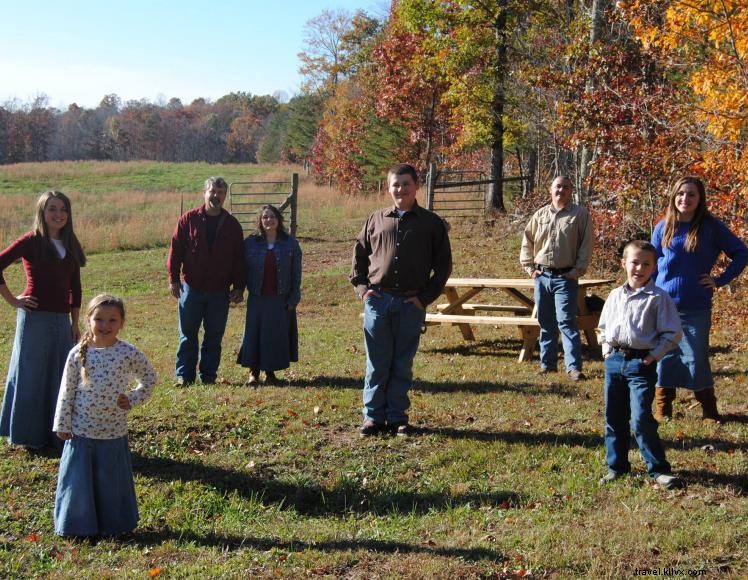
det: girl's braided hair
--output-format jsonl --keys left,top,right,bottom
{"left": 79, "top": 294, "right": 126, "bottom": 384}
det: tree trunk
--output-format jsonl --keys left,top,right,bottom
{"left": 577, "top": 0, "right": 611, "bottom": 204}
{"left": 524, "top": 147, "right": 537, "bottom": 198}
{"left": 487, "top": 0, "right": 508, "bottom": 212}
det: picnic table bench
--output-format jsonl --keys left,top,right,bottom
{"left": 425, "top": 277, "right": 614, "bottom": 362}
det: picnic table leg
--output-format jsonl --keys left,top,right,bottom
{"left": 576, "top": 292, "right": 599, "bottom": 348}
{"left": 518, "top": 326, "right": 539, "bottom": 362}
{"left": 443, "top": 287, "right": 475, "bottom": 341}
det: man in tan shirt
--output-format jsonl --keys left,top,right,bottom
{"left": 520, "top": 176, "right": 593, "bottom": 381}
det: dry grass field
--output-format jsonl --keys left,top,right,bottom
{"left": 0, "top": 162, "right": 746, "bottom": 578}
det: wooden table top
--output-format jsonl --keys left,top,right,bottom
{"left": 443, "top": 277, "right": 615, "bottom": 289}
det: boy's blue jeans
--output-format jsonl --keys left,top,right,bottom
{"left": 176, "top": 282, "right": 230, "bottom": 383}
{"left": 604, "top": 351, "right": 671, "bottom": 478}
{"left": 362, "top": 291, "right": 426, "bottom": 425}
{"left": 534, "top": 273, "right": 582, "bottom": 372}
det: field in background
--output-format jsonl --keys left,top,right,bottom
{"left": 0, "top": 162, "right": 746, "bottom": 578}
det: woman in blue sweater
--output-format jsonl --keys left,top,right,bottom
{"left": 237, "top": 205, "right": 302, "bottom": 384}
{"left": 652, "top": 176, "right": 747, "bottom": 422}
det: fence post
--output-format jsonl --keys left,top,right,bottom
{"left": 426, "top": 162, "right": 437, "bottom": 211}
{"left": 290, "top": 173, "right": 298, "bottom": 237}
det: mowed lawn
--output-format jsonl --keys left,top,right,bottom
{"left": 0, "top": 162, "right": 746, "bottom": 578}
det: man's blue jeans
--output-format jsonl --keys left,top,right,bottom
{"left": 176, "top": 282, "right": 230, "bottom": 383}
{"left": 362, "top": 292, "right": 426, "bottom": 425}
{"left": 604, "top": 352, "right": 671, "bottom": 478}
{"left": 534, "top": 273, "right": 582, "bottom": 372}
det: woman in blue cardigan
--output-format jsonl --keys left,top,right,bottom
{"left": 652, "top": 176, "right": 747, "bottom": 422}
{"left": 237, "top": 205, "right": 302, "bottom": 384}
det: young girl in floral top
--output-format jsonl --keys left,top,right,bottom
{"left": 53, "top": 294, "right": 157, "bottom": 537}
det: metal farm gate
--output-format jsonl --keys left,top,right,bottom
{"left": 425, "top": 163, "right": 528, "bottom": 217}
{"left": 426, "top": 168, "right": 487, "bottom": 217}
{"left": 228, "top": 174, "right": 299, "bottom": 236}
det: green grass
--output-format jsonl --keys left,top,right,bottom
{"left": 0, "top": 160, "right": 282, "bottom": 195}
{"left": 0, "top": 162, "right": 746, "bottom": 578}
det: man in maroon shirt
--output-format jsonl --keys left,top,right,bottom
{"left": 167, "top": 177, "right": 245, "bottom": 385}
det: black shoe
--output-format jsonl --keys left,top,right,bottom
{"left": 390, "top": 422, "right": 414, "bottom": 437}
{"left": 568, "top": 369, "right": 586, "bottom": 382}
{"left": 265, "top": 371, "right": 279, "bottom": 385}
{"left": 359, "top": 420, "right": 385, "bottom": 437}
{"left": 201, "top": 377, "right": 217, "bottom": 385}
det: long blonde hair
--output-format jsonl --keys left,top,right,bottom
{"left": 661, "top": 176, "right": 708, "bottom": 252}
{"left": 33, "top": 191, "right": 87, "bottom": 266}
{"left": 79, "top": 294, "right": 126, "bottom": 384}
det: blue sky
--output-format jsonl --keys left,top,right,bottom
{"left": 1, "top": 0, "right": 387, "bottom": 109}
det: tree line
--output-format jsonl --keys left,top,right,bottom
{"left": 0, "top": 92, "right": 319, "bottom": 165}
{"left": 2, "top": 1, "right": 745, "bottom": 244}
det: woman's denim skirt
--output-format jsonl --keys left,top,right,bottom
{"left": 657, "top": 309, "right": 713, "bottom": 391}
{"left": 237, "top": 295, "right": 298, "bottom": 371}
{"left": 0, "top": 309, "right": 72, "bottom": 449}
{"left": 55, "top": 435, "right": 139, "bottom": 537}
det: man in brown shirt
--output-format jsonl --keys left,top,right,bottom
{"left": 351, "top": 164, "right": 452, "bottom": 437}
{"left": 519, "top": 175, "right": 593, "bottom": 381}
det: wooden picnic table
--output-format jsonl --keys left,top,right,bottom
{"left": 425, "top": 277, "right": 615, "bottom": 362}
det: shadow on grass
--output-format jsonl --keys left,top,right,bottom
{"left": 287, "top": 375, "right": 577, "bottom": 397}
{"left": 128, "top": 527, "right": 507, "bottom": 561}
{"left": 132, "top": 453, "right": 522, "bottom": 516}
{"left": 710, "top": 368, "right": 745, "bottom": 378}
{"left": 666, "top": 433, "right": 748, "bottom": 452}
{"left": 680, "top": 469, "right": 747, "bottom": 494}
{"left": 424, "top": 338, "right": 603, "bottom": 361}
{"left": 720, "top": 413, "right": 748, "bottom": 425}
{"left": 417, "top": 426, "right": 601, "bottom": 448}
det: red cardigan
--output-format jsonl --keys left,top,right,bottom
{"left": 0, "top": 232, "right": 82, "bottom": 313}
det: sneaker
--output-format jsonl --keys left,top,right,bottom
{"left": 654, "top": 474, "right": 683, "bottom": 489}
{"left": 359, "top": 420, "right": 385, "bottom": 437}
{"left": 245, "top": 371, "right": 259, "bottom": 386}
{"left": 599, "top": 470, "right": 626, "bottom": 485}
{"left": 390, "top": 422, "right": 414, "bottom": 437}
{"left": 174, "top": 378, "right": 194, "bottom": 388}
{"left": 568, "top": 369, "right": 586, "bottom": 382}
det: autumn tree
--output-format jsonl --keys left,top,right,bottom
{"left": 298, "top": 9, "right": 356, "bottom": 94}
{"left": 619, "top": 0, "right": 748, "bottom": 237}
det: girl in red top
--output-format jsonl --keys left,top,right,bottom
{"left": 0, "top": 191, "right": 86, "bottom": 450}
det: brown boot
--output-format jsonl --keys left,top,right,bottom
{"left": 694, "top": 388, "right": 721, "bottom": 422}
{"left": 654, "top": 387, "right": 676, "bottom": 423}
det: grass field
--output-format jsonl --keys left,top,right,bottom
{"left": 0, "top": 162, "right": 746, "bottom": 578}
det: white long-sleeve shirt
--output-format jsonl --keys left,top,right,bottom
{"left": 53, "top": 340, "right": 157, "bottom": 439}
{"left": 596, "top": 280, "right": 683, "bottom": 361}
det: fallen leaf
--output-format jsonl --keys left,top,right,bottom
{"left": 27, "top": 533, "right": 39, "bottom": 543}
{"left": 148, "top": 568, "right": 161, "bottom": 577}
{"left": 287, "top": 409, "right": 297, "bottom": 417}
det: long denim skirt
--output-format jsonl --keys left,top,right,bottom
{"left": 657, "top": 309, "right": 713, "bottom": 391}
{"left": 54, "top": 435, "right": 139, "bottom": 537}
{"left": 237, "top": 295, "right": 298, "bottom": 371}
{"left": 0, "top": 309, "right": 72, "bottom": 448}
